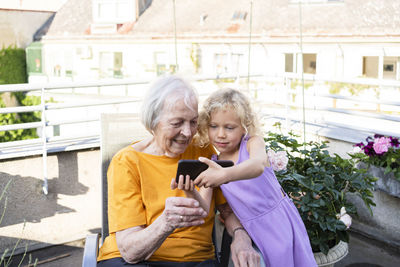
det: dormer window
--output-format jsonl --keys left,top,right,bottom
{"left": 93, "top": 0, "right": 136, "bottom": 23}
{"left": 289, "top": 0, "right": 344, "bottom": 4}
{"left": 232, "top": 11, "right": 247, "bottom": 21}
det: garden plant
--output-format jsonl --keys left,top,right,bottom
{"left": 265, "top": 123, "right": 376, "bottom": 255}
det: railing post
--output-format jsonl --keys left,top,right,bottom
{"left": 313, "top": 81, "right": 317, "bottom": 123}
{"left": 41, "top": 87, "right": 48, "bottom": 195}
{"left": 285, "top": 77, "right": 291, "bottom": 130}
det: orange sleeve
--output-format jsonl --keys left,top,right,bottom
{"left": 107, "top": 149, "right": 146, "bottom": 233}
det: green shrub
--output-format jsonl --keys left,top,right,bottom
{"left": 0, "top": 45, "right": 27, "bottom": 84}
{"left": 0, "top": 95, "right": 41, "bottom": 142}
{"left": 265, "top": 123, "right": 376, "bottom": 254}
{"left": 0, "top": 45, "right": 42, "bottom": 142}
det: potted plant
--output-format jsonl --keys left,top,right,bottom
{"left": 264, "top": 123, "right": 376, "bottom": 265}
{"left": 350, "top": 134, "right": 400, "bottom": 198}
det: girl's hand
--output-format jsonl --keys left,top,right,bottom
{"left": 194, "top": 157, "right": 228, "bottom": 188}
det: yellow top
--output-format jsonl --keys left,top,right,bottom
{"left": 97, "top": 141, "right": 226, "bottom": 262}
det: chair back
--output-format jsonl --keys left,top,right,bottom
{"left": 100, "top": 113, "right": 150, "bottom": 243}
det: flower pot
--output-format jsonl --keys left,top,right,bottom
{"left": 313, "top": 241, "right": 348, "bottom": 267}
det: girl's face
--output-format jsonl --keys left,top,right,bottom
{"left": 208, "top": 107, "right": 246, "bottom": 155}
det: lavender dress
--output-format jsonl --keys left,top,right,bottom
{"left": 216, "top": 135, "right": 317, "bottom": 267}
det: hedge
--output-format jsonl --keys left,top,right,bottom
{"left": 0, "top": 45, "right": 41, "bottom": 142}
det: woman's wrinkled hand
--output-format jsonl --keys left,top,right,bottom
{"left": 194, "top": 157, "right": 227, "bottom": 188}
{"left": 161, "top": 196, "right": 207, "bottom": 232}
{"left": 231, "top": 229, "right": 261, "bottom": 267}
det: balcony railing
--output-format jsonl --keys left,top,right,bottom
{"left": 1, "top": 74, "right": 400, "bottom": 194}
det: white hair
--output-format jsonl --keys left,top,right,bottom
{"left": 140, "top": 75, "right": 198, "bottom": 133}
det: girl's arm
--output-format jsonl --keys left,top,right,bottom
{"left": 171, "top": 175, "right": 213, "bottom": 214}
{"left": 195, "top": 135, "right": 268, "bottom": 187}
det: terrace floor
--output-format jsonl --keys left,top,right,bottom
{"left": 7, "top": 228, "right": 400, "bottom": 267}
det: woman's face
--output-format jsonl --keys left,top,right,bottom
{"left": 153, "top": 96, "right": 198, "bottom": 158}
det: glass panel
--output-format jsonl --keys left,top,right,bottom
{"left": 98, "top": 3, "right": 115, "bottom": 20}
{"left": 215, "top": 53, "right": 227, "bottom": 74}
{"left": 303, "top": 54, "right": 317, "bottom": 74}
{"left": 99, "top": 52, "right": 113, "bottom": 78}
{"left": 383, "top": 56, "right": 397, "bottom": 80}
{"left": 231, "top": 53, "right": 244, "bottom": 74}
{"left": 114, "top": 52, "right": 123, "bottom": 78}
{"left": 362, "top": 56, "right": 379, "bottom": 78}
{"left": 65, "top": 50, "right": 73, "bottom": 77}
{"left": 26, "top": 43, "right": 42, "bottom": 74}
{"left": 116, "top": 3, "right": 130, "bottom": 19}
{"left": 285, "top": 53, "right": 294, "bottom": 73}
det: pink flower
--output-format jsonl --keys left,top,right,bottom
{"left": 268, "top": 150, "right": 288, "bottom": 171}
{"left": 373, "top": 137, "right": 391, "bottom": 155}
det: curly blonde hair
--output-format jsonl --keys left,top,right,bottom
{"left": 197, "top": 88, "right": 261, "bottom": 147}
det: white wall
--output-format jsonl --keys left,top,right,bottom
{"left": 34, "top": 39, "right": 400, "bottom": 85}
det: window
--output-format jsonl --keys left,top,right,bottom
{"left": 93, "top": 0, "right": 135, "bottom": 23}
{"left": 114, "top": 52, "right": 123, "bottom": 78}
{"left": 190, "top": 45, "right": 202, "bottom": 73}
{"left": 383, "top": 57, "right": 398, "bottom": 80}
{"left": 214, "top": 53, "right": 228, "bottom": 75}
{"left": 26, "top": 42, "right": 43, "bottom": 74}
{"left": 232, "top": 11, "right": 247, "bottom": 21}
{"left": 290, "top": 0, "right": 343, "bottom": 4}
{"left": 362, "top": 56, "right": 379, "bottom": 78}
{"left": 99, "top": 52, "right": 124, "bottom": 78}
{"left": 302, "top": 53, "right": 317, "bottom": 74}
{"left": 231, "top": 53, "right": 244, "bottom": 74}
{"left": 53, "top": 125, "right": 60, "bottom": 137}
{"left": 284, "top": 53, "right": 316, "bottom": 74}
{"left": 285, "top": 53, "right": 294, "bottom": 73}
{"left": 154, "top": 52, "right": 176, "bottom": 76}
{"left": 65, "top": 50, "right": 73, "bottom": 77}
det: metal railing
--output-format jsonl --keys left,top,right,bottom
{"left": 1, "top": 74, "right": 400, "bottom": 194}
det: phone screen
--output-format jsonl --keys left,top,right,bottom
{"left": 175, "top": 159, "right": 234, "bottom": 182}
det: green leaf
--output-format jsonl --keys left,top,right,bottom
{"left": 319, "top": 242, "right": 330, "bottom": 255}
{"left": 384, "top": 166, "right": 392, "bottom": 175}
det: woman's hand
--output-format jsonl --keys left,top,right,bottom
{"left": 194, "top": 157, "right": 228, "bottom": 187}
{"left": 161, "top": 196, "right": 207, "bottom": 232}
{"left": 117, "top": 196, "right": 207, "bottom": 263}
{"left": 231, "top": 230, "right": 261, "bottom": 267}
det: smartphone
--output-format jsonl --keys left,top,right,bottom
{"left": 175, "top": 159, "right": 234, "bottom": 183}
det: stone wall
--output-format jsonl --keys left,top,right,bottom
{"left": 323, "top": 137, "right": 400, "bottom": 250}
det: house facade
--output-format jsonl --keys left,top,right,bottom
{"left": 0, "top": 0, "right": 66, "bottom": 49}
{"left": 28, "top": 0, "right": 400, "bottom": 85}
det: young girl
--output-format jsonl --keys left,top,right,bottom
{"left": 172, "top": 88, "right": 317, "bottom": 267}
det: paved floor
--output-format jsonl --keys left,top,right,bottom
{"left": 5, "top": 230, "right": 400, "bottom": 267}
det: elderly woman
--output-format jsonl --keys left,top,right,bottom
{"left": 97, "top": 75, "right": 259, "bottom": 267}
